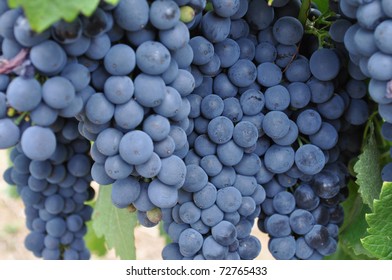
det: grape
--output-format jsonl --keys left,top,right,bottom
{"left": 257, "top": 62, "right": 282, "bottom": 87}
{"left": 14, "top": 16, "right": 51, "bottom": 47}
{"left": 356, "top": 0, "right": 386, "bottom": 30}
{"left": 178, "top": 228, "right": 203, "bottom": 257}
{"left": 182, "top": 164, "right": 208, "bottom": 192}
{"left": 264, "top": 85, "right": 290, "bottom": 111}
{"left": 309, "top": 48, "right": 340, "bottom": 81}
{"left": 272, "top": 16, "right": 303, "bottom": 45}
{"left": 193, "top": 183, "right": 217, "bottom": 209}
{"left": 207, "top": 116, "right": 234, "bottom": 144}
{"left": 262, "top": 111, "right": 290, "bottom": 140}
{"left": 189, "top": 36, "right": 214, "bottom": 66}
{"left": 264, "top": 144, "right": 295, "bottom": 174}
{"left": 136, "top": 41, "right": 170, "bottom": 75}
{"left": 268, "top": 236, "right": 296, "bottom": 260}
{"left": 202, "top": 235, "right": 228, "bottom": 260}
{"left": 85, "top": 94, "right": 114, "bottom": 125}
{"left": 51, "top": 19, "right": 83, "bottom": 46}
{"left": 42, "top": 77, "right": 76, "bottom": 110}
{"left": 111, "top": 177, "right": 141, "bottom": 208}
{"left": 354, "top": 27, "right": 378, "bottom": 57}
{"left": 246, "top": 0, "right": 274, "bottom": 30}
{"left": 104, "top": 44, "right": 136, "bottom": 75}
{"left": 309, "top": 122, "right": 338, "bottom": 150}
{"left": 228, "top": 59, "right": 257, "bottom": 87}
{"left": 30, "top": 40, "right": 67, "bottom": 75}
{"left": 114, "top": 99, "right": 144, "bottom": 129}
{"left": 0, "top": 9, "right": 21, "bottom": 40}
{"left": 149, "top": 0, "right": 180, "bottom": 30}
{"left": 232, "top": 121, "right": 258, "bottom": 148}
{"left": 304, "top": 224, "right": 330, "bottom": 250}
{"left": 157, "top": 155, "right": 186, "bottom": 186}
{"left": 119, "top": 130, "right": 154, "bottom": 165}
{"left": 114, "top": 0, "right": 149, "bottom": 32}
{"left": 21, "top": 126, "right": 56, "bottom": 161}
{"left": 294, "top": 144, "right": 326, "bottom": 176}
{"left": 329, "top": 19, "right": 352, "bottom": 43}
{"left": 214, "top": 39, "right": 240, "bottom": 68}
{"left": 216, "top": 186, "right": 242, "bottom": 212}
{"left": 134, "top": 73, "right": 166, "bottom": 107}
{"left": 0, "top": 118, "right": 20, "bottom": 149}
{"left": 103, "top": 76, "right": 134, "bottom": 105}
{"left": 6, "top": 77, "right": 41, "bottom": 112}
{"left": 200, "top": 11, "right": 230, "bottom": 43}
{"left": 159, "top": 21, "right": 190, "bottom": 50}
{"left": 367, "top": 52, "right": 392, "bottom": 81}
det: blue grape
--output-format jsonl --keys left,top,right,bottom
{"left": 104, "top": 44, "right": 136, "bottom": 75}
{"left": 367, "top": 52, "right": 392, "bottom": 81}
{"left": 294, "top": 144, "right": 325, "bottom": 176}
{"left": 245, "top": 0, "right": 274, "bottom": 30}
{"left": 201, "top": 204, "right": 224, "bottom": 227}
{"left": 216, "top": 186, "right": 242, "bottom": 212}
{"left": 202, "top": 235, "right": 228, "bottom": 260}
{"left": 294, "top": 184, "right": 320, "bottom": 211}
{"left": 256, "top": 62, "right": 282, "bottom": 87}
{"left": 268, "top": 236, "right": 296, "bottom": 260}
{"left": 85, "top": 93, "right": 114, "bottom": 125}
{"left": 136, "top": 41, "right": 170, "bottom": 74}
{"left": 0, "top": 118, "right": 20, "bottom": 149}
{"left": 228, "top": 59, "right": 257, "bottom": 87}
{"left": 103, "top": 76, "right": 134, "bottom": 105}
{"left": 159, "top": 21, "right": 190, "bottom": 50}
{"left": 157, "top": 155, "right": 186, "bottom": 186}
{"left": 309, "top": 48, "right": 340, "bottom": 81}
{"left": 272, "top": 16, "right": 303, "bottom": 45}
{"left": 119, "top": 130, "right": 153, "bottom": 165}
{"left": 201, "top": 11, "right": 230, "bottom": 43}
{"left": 179, "top": 202, "right": 201, "bottom": 224}
{"left": 207, "top": 116, "right": 234, "bottom": 144}
{"left": 113, "top": 0, "right": 149, "bottom": 32}
{"left": 21, "top": 126, "right": 56, "bottom": 161}
{"left": 134, "top": 73, "right": 166, "bottom": 107}
{"left": 30, "top": 40, "right": 67, "bottom": 75}
{"left": 182, "top": 164, "right": 208, "bottom": 192}
{"left": 149, "top": 0, "right": 180, "bottom": 30}
{"left": 178, "top": 228, "right": 203, "bottom": 257}
{"left": 262, "top": 111, "right": 290, "bottom": 140}
{"left": 111, "top": 177, "right": 141, "bottom": 208}
{"left": 193, "top": 182, "right": 217, "bottom": 209}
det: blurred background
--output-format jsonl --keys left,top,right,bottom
{"left": 0, "top": 149, "right": 273, "bottom": 260}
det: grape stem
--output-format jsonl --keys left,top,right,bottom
{"left": 0, "top": 49, "right": 29, "bottom": 74}
{"left": 298, "top": 0, "right": 311, "bottom": 27}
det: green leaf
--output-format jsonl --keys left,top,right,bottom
{"left": 354, "top": 122, "right": 382, "bottom": 210}
{"left": 8, "top": 0, "right": 120, "bottom": 33}
{"left": 362, "top": 182, "right": 392, "bottom": 259}
{"left": 331, "top": 181, "right": 374, "bottom": 259}
{"left": 312, "top": 0, "right": 330, "bottom": 13}
{"left": 92, "top": 185, "right": 137, "bottom": 260}
{"left": 85, "top": 220, "right": 108, "bottom": 257}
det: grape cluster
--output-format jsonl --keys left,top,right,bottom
{"left": 0, "top": 0, "right": 376, "bottom": 260}
{"left": 338, "top": 0, "right": 392, "bottom": 181}
{"left": 3, "top": 118, "right": 94, "bottom": 259}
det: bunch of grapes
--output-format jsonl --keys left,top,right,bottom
{"left": 0, "top": 0, "right": 383, "bottom": 260}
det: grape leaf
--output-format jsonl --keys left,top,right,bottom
{"left": 92, "top": 185, "right": 137, "bottom": 260}
{"left": 312, "top": 0, "right": 330, "bottom": 13}
{"left": 353, "top": 122, "right": 382, "bottom": 210}
{"left": 85, "top": 220, "right": 108, "bottom": 257}
{"left": 362, "top": 182, "right": 392, "bottom": 259}
{"left": 8, "top": 0, "right": 120, "bottom": 33}
{"left": 328, "top": 181, "right": 374, "bottom": 259}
